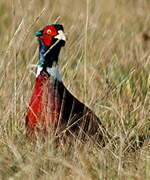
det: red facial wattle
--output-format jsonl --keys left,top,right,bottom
{"left": 41, "top": 35, "right": 53, "bottom": 46}
{"left": 41, "top": 25, "right": 58, "bottom": 46}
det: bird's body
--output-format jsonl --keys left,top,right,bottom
{"left": 26, "top": 24, "right": 107, "bottom": 144}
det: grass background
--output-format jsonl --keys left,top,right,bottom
{"left": 0, "top": 0, "right": 150, "bottom": 179}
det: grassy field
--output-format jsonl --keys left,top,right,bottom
{"left": 0, "top": 0, "right": 150, "bottom": 179}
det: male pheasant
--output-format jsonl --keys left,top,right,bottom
{"left": 26, "top": 24, "right": 108, "bottom": 145}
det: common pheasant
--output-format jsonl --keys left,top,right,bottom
{"left": 26, "top": 24, "right": 108, "bottom": 145}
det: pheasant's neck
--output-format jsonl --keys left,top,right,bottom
{"left": 36, "top": 42, "right": 62, "bottom": 81}
{"left": 36, "top": 63, "right": 62, "bottom": 81}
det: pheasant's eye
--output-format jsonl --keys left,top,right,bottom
{"left": 47, "top": 29, "right": 51, "bottom": 34}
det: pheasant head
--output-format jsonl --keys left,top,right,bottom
{"left": 35, "top": 24, "right": 66, "bottom": 70}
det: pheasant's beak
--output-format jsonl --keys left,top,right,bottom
{"left": 54, "top": 30, "right": 66, "bottom": 42}
{"left": 35, "top": 30, "right": 43, "bottom": 37}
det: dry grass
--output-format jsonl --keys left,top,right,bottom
{"left": 0, "top": 0, "right": 150, "bottom": 179}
